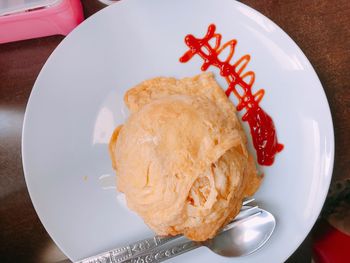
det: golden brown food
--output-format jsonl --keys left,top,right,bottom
{"left": 109, "top": 72, "right": 261, "bottom": 241}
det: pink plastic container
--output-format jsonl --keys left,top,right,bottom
{"left": 0, "top": 0, "right": 84, "bottom": 44}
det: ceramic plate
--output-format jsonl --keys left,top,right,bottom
{"left": 22, "top": 0, "right": 334, "bottom": 262}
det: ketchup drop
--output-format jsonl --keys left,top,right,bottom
{"left": 179, "top": 24, "right": 283, "bottom": 166}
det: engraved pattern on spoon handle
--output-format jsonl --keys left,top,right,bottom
{"left": 77, "top": 236, "right": 178, "bottom": 263}
{"left": 123, "top": 240, "right": 201, "bottom": 263}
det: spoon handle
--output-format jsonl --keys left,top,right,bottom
{"left": 76, "top": 235, "right": 179, "bottom": 263}
{"left": 122, "top": 238, "right": 201, "bottom": 263}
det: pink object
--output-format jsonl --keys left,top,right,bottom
{"left": 0, "top": 0, "right": 84, "bottom": 44}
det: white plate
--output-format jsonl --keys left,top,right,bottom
{"left": 22, "top": 0, "right": 334, "bottom": 262}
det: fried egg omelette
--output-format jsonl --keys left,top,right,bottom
{"left": 109, "top": 72, "right": 261, "bottom": 241}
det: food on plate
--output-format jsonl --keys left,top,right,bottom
{"left": 109, "top": 72, "right": 261, "bottom": 241}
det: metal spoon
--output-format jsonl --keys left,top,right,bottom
{"left": 122, "top": 207, "right": 275, "bottom": 262}
{"left": 75, "top": 202, "right": 273, "bottom": 263}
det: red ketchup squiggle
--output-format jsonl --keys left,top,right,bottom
{"left": 179, "top": 24, "right": 283, "bottom": 166}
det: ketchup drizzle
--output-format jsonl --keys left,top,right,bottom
{"left": 179, "top": 24, "right": 283, "bottom": 166}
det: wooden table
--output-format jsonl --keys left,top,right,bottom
{"left": 0, "top": 1, "right": 349, "bottom": 262}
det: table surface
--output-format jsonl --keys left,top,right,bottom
{"left": 0, "top": 0, "right": 349, "bottom": 262}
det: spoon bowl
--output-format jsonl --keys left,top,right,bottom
{"left": 206, "top": 209, "right": 276, "bottom": 257}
